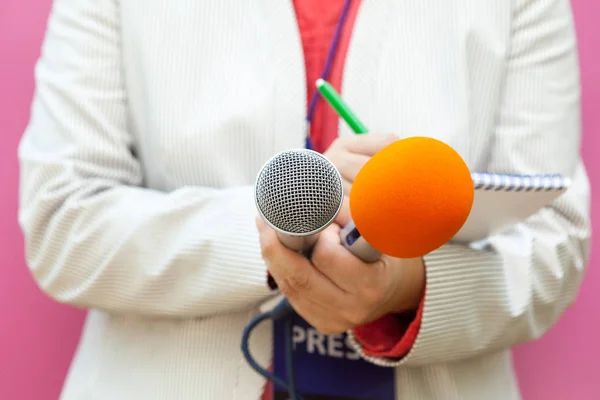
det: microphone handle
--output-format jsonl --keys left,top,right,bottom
{"left": 276, "top": 231, "right": 319, "bottom": 255}
{"left": 340, "top": 220, "right": 382, "bottom": 263}
{"left": 275, "top": 221, "right": 381, "bottom": 263}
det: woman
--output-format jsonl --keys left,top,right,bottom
{"left": 18, "top": 0, "right": 590, "bottom": 399}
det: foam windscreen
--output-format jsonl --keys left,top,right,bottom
{"left": 350, "top": 136, "right": 474, "bottom": 258}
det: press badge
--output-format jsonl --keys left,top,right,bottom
{"left": 272, "top": 312, "right": 396, "bottom": 400}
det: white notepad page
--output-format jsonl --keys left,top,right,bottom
{"left": 452, "top": 172, "right": 571, "bottom": 243}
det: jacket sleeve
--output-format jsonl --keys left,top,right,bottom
{"left": 348, "top": 0, "right": 591, "bottom": 366}
{"left": 17, "top": 0, "right": 273, "bottom": 318}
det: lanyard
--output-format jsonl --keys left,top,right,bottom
{"left": 305, "top": 0, "right": 353, "bottom": 151}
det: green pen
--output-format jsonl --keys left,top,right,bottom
{"left": 316, "top": 78, "right": 369, "bottom": 134}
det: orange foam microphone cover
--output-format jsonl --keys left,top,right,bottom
{"left": 349, "top": 136, "right": 474, "bottom": 258}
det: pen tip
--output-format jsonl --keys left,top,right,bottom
{"left": 315, "top": 78, "right": 325, "bottom": 87}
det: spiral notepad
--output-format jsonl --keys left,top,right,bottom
{"left": 453, "top": 172, "right": 571, "bottom": 242}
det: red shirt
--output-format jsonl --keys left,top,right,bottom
{"left": 295, "top": 0, "right": 361, "bottom": 153}
{"left": 262, "top": 1, "right": 423, "bottom": 398}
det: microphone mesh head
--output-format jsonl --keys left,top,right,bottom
{"left": 255, "top": 149, "right": 343, "bottom": 235}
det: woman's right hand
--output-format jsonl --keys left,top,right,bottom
{"left": 323, "top": 133, "right": 398, "bottom": 225}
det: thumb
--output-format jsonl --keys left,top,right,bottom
{"left": 320, "top": 223, "right": 342, "bottom": 246}
{"left": 335, "top": 196, "right": 351, "bottom": 227}
{"left": 343, "top": 133, "right": 398, "bottom": 156}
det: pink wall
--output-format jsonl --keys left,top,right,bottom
{"left": 0, "top": 3, "right": 85, "bottom": 400}
{"left": 0, "top": 1, "right": 597, "bottom": 399}
{"left": 511, "top": 1, "right": 600, "bottom": 398}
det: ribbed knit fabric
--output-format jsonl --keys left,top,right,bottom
{"left": 18, "top": 0, "right": 590, "bottom": 399}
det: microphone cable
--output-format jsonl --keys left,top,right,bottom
{"left": 241, "top": 298, "right": 306, "bottom": 400}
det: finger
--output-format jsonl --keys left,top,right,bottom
{"left": 335, "top": 196, "right": 351, "bottom": 227}
{"left": 341, "top": 133, "right": 398, "bottom": 156}
{"left": 255, "top": 215, "right": 267, "bottom": 232}
{"left": 311, "top": 224, "right": 370, "bottom": 293}
{"left": 342, "top": 178, "right": 352, "bottom": 197}
{"left": 257, "top": 224, "right": 346, "bottom": 306}
{"left": 335, "top": 152, "right": 370, "bottom": 183}
{"left": 275, "top": 263, "right": 348, "bottom": 323}
{"left": 257, "top": 220, "right": 303, "bottom": 266}
{"left": 321, "top": 223, "right": 341, "bottom": 244}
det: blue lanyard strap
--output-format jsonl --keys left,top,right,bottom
{"left": 305, "top": 0, "right": 353, "bottom": 150}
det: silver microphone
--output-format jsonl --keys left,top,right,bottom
{"left": 255, "top": 148, "right": 382, "bottom": 262}
{"left": 255, "top": 149, "right": 344, "bottom": 254}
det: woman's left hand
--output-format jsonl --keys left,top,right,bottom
{"left": 256, "top": 217, "right": 425, "bottom": 335}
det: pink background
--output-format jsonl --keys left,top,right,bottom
{"left": 0, "top": 1, "right": 598, "bottom": 399}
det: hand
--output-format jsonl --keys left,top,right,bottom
{"left": 256, "top": 217, "right": 425, "bottom": 335}
{"left": 323, "top": 133, "right": 397, "bottom": 225}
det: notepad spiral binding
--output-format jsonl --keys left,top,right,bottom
{"left": 472, "top": 172, "right": 569, "bottom": 192}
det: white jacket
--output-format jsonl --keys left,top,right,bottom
{"left": 18, "top": 0, "right": 590, "bottom": 399}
